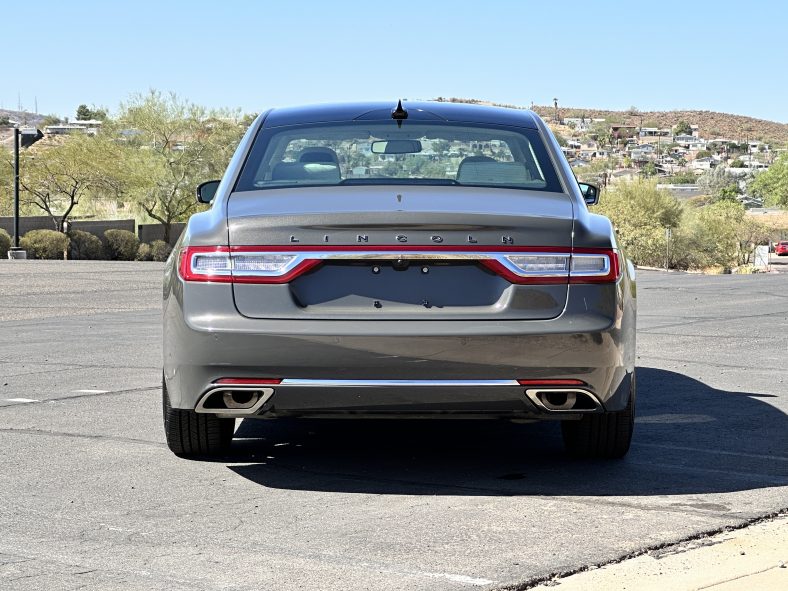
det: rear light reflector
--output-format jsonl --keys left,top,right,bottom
{"left": 214, "top": 378, "right": 282, "bottom": 385}
{"left": 517, "top": 379, "right": 586, "bottom": 386}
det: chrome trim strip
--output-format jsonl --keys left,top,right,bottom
{"left": 225, "top": 251, "right": 574, "bottom": 279}
{"left": 524, "top": 388, "right": 603, "bottom": 413}
{"left": 279, "top": 379, "right": 521, "bottom": 387}
{"left": 195, "top": 386, "right": 275, "bottom": 416}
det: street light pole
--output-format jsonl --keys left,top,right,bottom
{"left": 8, "top": 126, "right": 27, "bottom": 259}
{"left": 8, "top": 126, "right": 36, "bottom": 259}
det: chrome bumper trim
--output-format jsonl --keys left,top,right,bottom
{"left": 279, "top": 379, "right": 521, "bottom": 387}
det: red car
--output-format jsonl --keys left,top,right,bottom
{"left": 776, "top": 241, "right": 788, "bottom": 256}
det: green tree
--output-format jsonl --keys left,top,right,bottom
{"left": 0, "top": 152, "right": 12, "bottom": 216}
{"left": 750, "top": 153, "right": 788, "bottom": 207}
{"left": 117, "top": 90, "right": 246, "bottom": 242}
{"left": 674, "top": 120, "right": 692, "bottom": 136}
{"left": 698, "top": 166, "right": 741, "bottom": 202}
{"left": 593, "top": 179, "right": 682, "bottom": 266}
{"left": 76, "top": 104, "right": 92, "bottom": 120}
{"left": 18, "top": 134, "right": 125, "bottom": 232}
{"left": 41, "top": 114, "right": 62, "bottom": 126}
{"left": 641, "top": 162, "right": 657, "bottom": 177}
{"left": 75, "top": 104, "right": 108, "bottom": 121}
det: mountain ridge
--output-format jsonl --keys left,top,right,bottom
{"left": 434, "top": 98, "right": 788, "bottom": 144}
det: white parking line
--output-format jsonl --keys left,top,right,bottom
{"left": 71, "top": 389, "right": 109, "bottom": 394}
{"left": 4, "top": 398, "right": 38, "bottom": 403}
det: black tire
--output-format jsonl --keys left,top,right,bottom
{"left": 162, "top": 376, "right": 234, "bottom": 457}
{"left": 561, "top": 372, "right": 635, "bottom": 459}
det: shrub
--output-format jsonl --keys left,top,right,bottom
{"left": 68, "top": 230, "right": 104, "bottom": 260}
{"left": 136, "top": 243, "right": 153, "bottom": 261}
{"left": 0, "top": 229, "right": 10, "bottom": 258}
{"left": 104, "top": 229, "right": 140, "bottom": 261}
{"left": 150, "top": 240, "right": 173, "bottom": 262}
{"left": 20, "top": 229, "right": 70, "bottom": 259}
{"left": 593, "top": 179, "right": 683, "bottom": 268}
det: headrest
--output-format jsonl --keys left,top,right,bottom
{"left": 298, "top": 147, "right": 340, "bottom": 165}
{"left": 456, "top": 160, "right": 531, "bottom": 185}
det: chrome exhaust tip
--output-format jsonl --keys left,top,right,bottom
{"left": 223, "top": 390, "right": 259, "bottom": 409}
{"left": 525, "top": 388, "right": 602, "bottom": 412}
{"left": 195, "top": 386, "right": 275, "bottom": 416}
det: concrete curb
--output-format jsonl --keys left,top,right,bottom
{"left": 526, "top": 514, "right": 788, "bottom": 590}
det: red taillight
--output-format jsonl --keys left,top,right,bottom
{"left": 517, "top": 379, "right": 586, "bottom": 386}
{"left": 179, "top": 246, "right": 232, "bottom": 283}
{"left": 214, "top": 378, "right": 282, "bottom": 385}
{"left": 177, "top": 245, "right": 622, "bottom": 285}
{"left": 178, "top": 246, "right": 320, "bottom": 284}
{"left": 568, "top": 248, "right": 622, "bottom": 284}
{"left": 481, "top": 248, "right": 621, "bottom": 284}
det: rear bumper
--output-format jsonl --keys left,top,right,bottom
{"left": 163, "top": 279, "right": 636, "bottom": 416}
{"left": 194, "top": 379, "right": 607, "bottom": 419}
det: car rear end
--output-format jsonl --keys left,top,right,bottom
{"left": 162, "top": 101, "right": 636, "bottom": 458}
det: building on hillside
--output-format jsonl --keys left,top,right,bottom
{"left": 674, "top": 135, "right": 706, "bottom": 150}
{"left": 610, "top": 124, "right": 638, "bottom": 136}
{"left": 562, "top": 117, "right": 605, "bottom": 132}
{"left": 639, "top": 127, "right": 671, "bottom": 137}
{"left": 629, "top": 143, "right": 656, "bottom": 161}
{"left": 747, "top": 140, "right": 769, "bottom": 153}
{"left": 690, "top": 157, "right": 715, "bottom": 171}
{"left": 736, "top": 154, "right": 770, "bottom": 170}
{"left": 45, "top": 119, "right": 102, "bottom": 136}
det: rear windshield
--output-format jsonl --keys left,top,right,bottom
{"left": 235, "top": 121, "right": 563, "bottom": 193}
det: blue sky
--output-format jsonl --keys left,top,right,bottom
{"left": 5, "top": 0, "right": 787, "bottom": 122}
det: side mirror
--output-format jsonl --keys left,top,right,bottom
{"left": 196, "top": 180, "right": 221, "bottom": 204}
{"left": 578, "top": 182, "right": 599, "bottom": 205}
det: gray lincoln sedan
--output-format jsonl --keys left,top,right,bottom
{"left": 162, "top": 100, "right": 636, "bottom": 459}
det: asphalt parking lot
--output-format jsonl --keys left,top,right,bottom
{"left": 0, "top": 261, "right": 786, "bottom": 591}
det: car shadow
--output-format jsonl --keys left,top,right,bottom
{"left": 224, "top": 367, "right": 787, "bottom": 496}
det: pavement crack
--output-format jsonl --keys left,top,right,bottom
{"left": 0, "top": 427, "right": 164, "bottom": 448}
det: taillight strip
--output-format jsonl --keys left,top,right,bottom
{"left": 178, "top": 245, "right": 621, "bottom": 284}
{"left": 517, "top": 379, "right": 586, "bottom": 386}
{"left": 214, "top": 378, "right": 282, "bottom": 385}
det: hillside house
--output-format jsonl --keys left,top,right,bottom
{"left": 45, "top": 119, "right": 102, "bottom": 136}
{"left": 674, "top": 135, "right": 706, "bottom": 150}
{"left": 690, "top": 157, "right": 715, "bottom": 171}
{"left": 629, "top": 144, "right": 656, "bottom": 161}
{"left": 639, "top": 127, "right": 671, "bottom": 137}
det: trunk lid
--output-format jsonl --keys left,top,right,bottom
{"left": 227, "top": 185, "right": 574, "bottom": 320}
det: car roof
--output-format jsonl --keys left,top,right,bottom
{"left": 263, "top": 101, "right": 541, "bottom": 129}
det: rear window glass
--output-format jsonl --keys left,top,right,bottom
{"left": 235, "top": 121, "right": 563, "bottom": 193}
